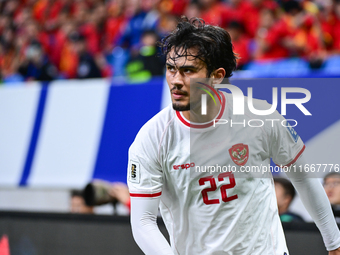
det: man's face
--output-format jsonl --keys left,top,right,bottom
{"left": 274, "top": 183, "right": 291, "bottom": 214}
{"left": 324, "top": 176, "right": 340, "bottom": 205}
{"left": 165, "top": 47, "right": 209, "bottom": 111}
{"left": 71, "top": 196, "right": 94, "bottom": 214}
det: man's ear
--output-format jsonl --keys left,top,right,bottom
{"left": 211, "top": 68, "right": 226, "bottom": 85}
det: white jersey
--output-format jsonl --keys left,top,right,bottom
{"left": 128, "top": 91, "right": 305, "bottom": 255}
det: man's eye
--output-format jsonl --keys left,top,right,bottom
{"left": 167, "top": 66, "right": 176, "bottom": 71}
{"left": 184, "top": 69, "right": 193, "bottom": 73}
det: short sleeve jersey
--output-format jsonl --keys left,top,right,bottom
{"left": 127, "top": 91, "right": 305, "bottom": 255}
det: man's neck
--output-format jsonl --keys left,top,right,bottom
{"left": 182, "top": 95, "right": 221, "bottom": 123}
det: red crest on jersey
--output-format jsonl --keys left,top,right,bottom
{"left": 229, "top": 143, "right": 249, "bottom": 166}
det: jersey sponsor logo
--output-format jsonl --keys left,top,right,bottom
{"left": 286, "top": 122, "right": 299, "bottom": 143}
{"left": 229, "top": 143, "right": 249, "bottom": 166}
{"left": 129, "top": 161, "right": 140, "bottom": 183}
{"left": 173, "top": 162, "right": 195, "bottom": 170}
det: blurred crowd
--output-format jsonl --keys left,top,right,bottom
{"left": 0, "top": 0, "right": 340, "bottom": 82}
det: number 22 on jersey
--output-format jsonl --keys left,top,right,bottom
{"left": 199, "top": 172, "right": 238, "bottom": 205}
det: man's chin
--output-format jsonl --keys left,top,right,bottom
{"left": 172, "top": 103, "right": 190, "bottom": 111}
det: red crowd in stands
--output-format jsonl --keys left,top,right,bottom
{"left": 0, "top": 0, "right": 340, "bottom": 82}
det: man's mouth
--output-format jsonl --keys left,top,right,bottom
{"left": 172, "top": 90, "right": 187, "bottom": 99}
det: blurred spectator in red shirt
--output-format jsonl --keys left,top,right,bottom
{"left": 198, "top": 0, "right": 229, "bottom": 27}
{"left": 242, "top": 0, "right": 277, "bottom": 38}
{"left": 69, "top": 31, "right": 102, "bottom": 79}
{"left": 224, "top": 0, "right": 248, "bottom": 28}
{"left": 280, "top": 1, "right": 325, "bottom": 66}
{"left": 52, "top": 17, "right": 76, "bottom": 65}
{"left": 0, "top": 27, "right": 22, "bottom": 80}
{"left": 55, "top": 20, "right": 78, "bottom": 78}
{"left": 159, "top": 0, "right": 189, "bottom": 17}
{"left": 104, "top": 0, "right": 127, "bottom": 53}
{"left": 80, "top": 3, "right": 109, "bottom": 56}
{"left": 23, "top": 20, "right": 51, "bottom": 56}
{"left": 317, "top": 0, "right": 335, "bottom": 51}
{"left": 332, "top": 0, "right": 340, "bottom": 53}
{"left": 254, "top": 8, "right": 290, "bottom": 60}
{"left": 227, "top": 20, "right": 251, "bottom": 69}
{"left": 32, "top": 0, "right": 73, "bottom": 33}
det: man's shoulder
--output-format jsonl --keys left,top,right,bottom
{"left": 134, "top": 104, "right": 175, "bottom": 143}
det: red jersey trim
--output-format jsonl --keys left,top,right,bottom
{"left": 176, "top": 91, "right": 226, "bottom": 129}
{"left": 276, "top": 145, "right": 306, "bottom": 168}
{"left": 130, "top": 192, "right": 162, "bottom": 198}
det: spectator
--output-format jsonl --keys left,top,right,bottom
{"left": 118, "top": 0, "right": 158, "bottom": 50}
{"left": 70, "top": 189, "right": 94, "bottom": 214}
{"left": 52, "top": 19, "right": 76, "bottom": 67}
{"left": 18, "top": 41, "right": 59, "bottom": 81}
{"left": 324, "top": 172, "right": 340, "bottom": 207}
{"left": 126, "top": 30, "right": 164, "bottom": 82}
{"left": 69, "top": 31, "right": 102, "bottom": 79}
{"left": 79, "top": 3, "right": 106, "bottom": 56}
{"left": 104, "top": 0, "right": 127, "bottom": 54}
{"left": 324, "top": 172, "right": 340, "bottom": 222}
{"left": 198, "top": 0, "right": 229, "bottom": 27}
{"left": 169, "top": 0, "right": 190, "bottom": 17}
{"left": 318, "top": 0, "right": 335, "bottom": 52}
{"left": 23, "top": 20, "right": 51, "bottom": 56}
{"left": 224, "top": 0, "right": 248, "bottom": 26}
{"left": 332, "top": 0, "right": 340, "bottom": 53}
{"left": 274, "top": 177, "right": 304, "bottom": 223}
{"left": 227, "top": 21, "right": 250, "bottom": 69}
{"left": 184, "top": 2, "right": 201, "bottom": 21}
{"left": 112, "top": 0, "right": 159, "bottom": 76}
{"left": 254, "top": 8, "right": 290, "bottom": 60}
{"left": 242, "top": 0, "right": 277, "bottom": 38}
{"left": 1, "top": 0, "right": 340, "bottom": 82}
{"left": 0, "top": 27, "right": 22, "bottom": 81}
{"left": 57, "top": 23, "right": 79, "bottom": 78}
{"left": 72, "top": 0, "right": 90, "bottom": 27}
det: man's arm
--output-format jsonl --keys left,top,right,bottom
{"left": 286, "top": 155, "right": 340, "bottom": 253}
{"left": 130, "top": 196, "right": 174, "bottom": 255}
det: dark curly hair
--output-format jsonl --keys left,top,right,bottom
{"left": 159, "top": 16, "right": 237, "bottom": 78}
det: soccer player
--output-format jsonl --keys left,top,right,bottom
{"left": 127, "top": 17, "right": 340, "bottom": 255}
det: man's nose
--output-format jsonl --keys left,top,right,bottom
{"left": 171, "top": 70, "right": 185, "bottom": 87}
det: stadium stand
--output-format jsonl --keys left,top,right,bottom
{"left": 1, "top": 0, "right": 340, "bottom": 83}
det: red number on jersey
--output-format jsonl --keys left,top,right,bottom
{"left": 218, "top": 172, "right": 238, "bottom": 202}
{"left": 199, "top": 176, "right": 220, "bottom": 205}
{"left": 199, "top": 172, "right": 238, "bottom": 205}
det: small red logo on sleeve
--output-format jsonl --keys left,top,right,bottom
{"left": 229, "top": 143, "right": 249, "bottom": 166}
